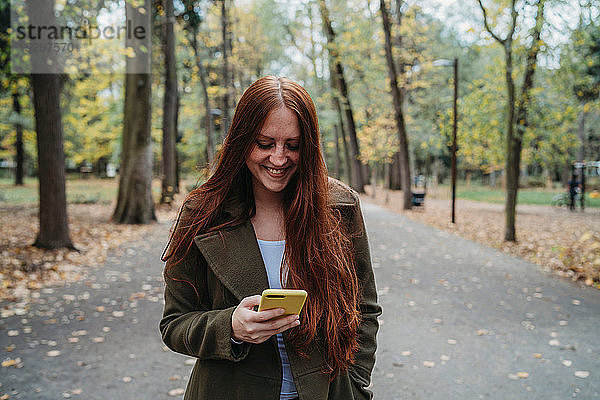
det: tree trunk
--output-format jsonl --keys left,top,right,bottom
{"left": 221, "top": 0, "right": 231, "bottom": 139}
{"left": 577, "top": 105, "right": 587, "bottom": 162}
{"left": 544, "top": 168, "right": 552, "bottom": 189}
{"left": 503, "top": 44, "right": 518, "bottom": 241}
{"left": 191, "top": 31, "right": 214, "bottom": 166}
{"left": 307, "top": 3, "right": 322, "bottom": 93}
{"left": 175, "top": 93, "right": 181, "bottom": 194}
{"left": 26, "top": 0, "right": 74, "bottom": 250}
{"left": 507, "top": 0, "right": 546, "bottom": 241}
{"left": 328, "top": 61, "right": 352, "bottom": 185}
{"left": 113, "top": 0, "right": 156, "bottom": 224}
{"left": 478, "top": 0, "right": 545, "bottom": 242}
{"left": 389, "top": 153, "right": 402, "bottom": 190}
{"left": 161, "top": 0, "right": 178, "bottom": 205}
{"left": 12, "top": 89, "right": 24, "bottom": 186}
{"left": 380, "top": 0, "right": 411, "bottom": 209}
{"left": 30, "top": 73, "right": 75, "bottom": 250}
{"left": 333, "top": 124, "right": 341, "bottom": 180}
{"left": 370, "top": 162, "right": 377, "bottom": 198}
{"left": 490, "top": 170, "right": 496, "bottom": 188}
{"left": 319, "top": 0, "right": 364, "bottom": 192}
{"left": 337, "top": 99, "right": 353, "bottom": 185}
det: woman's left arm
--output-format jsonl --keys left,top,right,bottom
{"left": 348, "top": 197, "right": 382, "bottom": 399}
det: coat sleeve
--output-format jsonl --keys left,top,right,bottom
{"left": 159, "top": 220, "right": 251, "bottom": 362}
{"left": 347, "top": 196, "right": 382, "bottom": 400}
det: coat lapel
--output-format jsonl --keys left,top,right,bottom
{"left": 193, "top": 219, "right": 269, "bottom": 302}
{"left": 190, "top": 177, "right": 356, "bottom": 303}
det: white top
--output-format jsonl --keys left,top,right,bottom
{"left": 256, "top": 239, "right": 297, "bottom": 400}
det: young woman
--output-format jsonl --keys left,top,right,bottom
{"left": 160, "top": 76, "right": 381, "bottom": 400}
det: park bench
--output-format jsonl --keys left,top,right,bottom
{"left": 411, "top": 192, "right": 425, "bottom": 207}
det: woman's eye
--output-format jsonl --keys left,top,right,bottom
{"left": 256, "top": 142, "right": 273, "bottom": 149}
{"left": 286, "top": 144, "right": 299, "bottom": 151}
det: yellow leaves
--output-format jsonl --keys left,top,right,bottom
{"left": 125, "top": 47, "right": 136, "bottom": 58}
{"left": 2, "top": 359, "right": 17, "bottom": 367}
{"left": 580, "top": 231, "right": 593, "bottom": 243}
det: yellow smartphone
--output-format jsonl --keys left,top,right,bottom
{"left": 257, "top": 289, "right": 307, "bottom": 315}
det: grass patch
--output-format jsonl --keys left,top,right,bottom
{"left": 431, "top": 183, "right": 600, "bottom": 208}
{"left": 2, "top": 177, "right": 598, "bottom": 208}
{"left": 0, "top": 176, "right": 168, "bottom": 206}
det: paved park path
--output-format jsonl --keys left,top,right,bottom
{"left": 1, "top": 201, "right": 599, "bottom": 399}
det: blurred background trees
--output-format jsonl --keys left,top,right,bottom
{"left": 1, "top": 0, "right": 599, "bottom": 243}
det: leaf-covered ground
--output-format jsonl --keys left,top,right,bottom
{"left": 0, "top": 203, "right": 179, "bottom": 310}
{"left": 362, "top": 187, "right": 600, "bottom": 288}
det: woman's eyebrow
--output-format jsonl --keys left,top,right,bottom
{"left": 256, "top": 134, "right": 300, "bottom": 141}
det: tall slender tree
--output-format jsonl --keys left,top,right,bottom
{"left": 188, "top": 21, "right": 215, "bottom": 165}
{"left": 113, "top": 0, "right": 156, "bottom": 224}
{"left": 160, "top": 0, "right": 178, "bottom": 204}
{"left": 180, "top": 0, "right": 215, "bottom": 166}
{"left": 318, "top": 0, "right": 365, "bottom": 192}
{"left": 477, "top": 0, "right": 547, "bottom": 241}
{"left": 326, "top": 59, "right": 352, "bottom": 185}
{"left": 26, "top": 0, "right": 75, "bottom": 250}
{"left": 11, "top": 88, "right": 25, "bottom": 186}
{"left": 0, "top": 2, "right": 27, "bottom": 186}
{"left": 380, "top": 0, "right": 412, "bottom": 209}
{"left": 220, "top": 0, "right": 231, "bottom": 138}
{"left": 572, "top": 20, "right": 600, "bottom": 162}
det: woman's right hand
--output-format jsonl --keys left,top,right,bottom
{"left": 231, "top": 295, "right": 300, "bottom": 344}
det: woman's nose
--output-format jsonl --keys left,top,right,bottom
{"left": 269, "top": 146, "right": 287, "bottom": 166}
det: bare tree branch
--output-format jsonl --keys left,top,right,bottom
{"left": 477, "top": 0, "right": 506, "bottom": 44}
{"left": 507, "top": 0, "right": 518, "bottom": 43}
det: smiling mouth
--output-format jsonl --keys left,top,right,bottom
{"left": 263, "top": 166, "right": 287, "bottom": 176}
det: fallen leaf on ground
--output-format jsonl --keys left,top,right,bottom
{"left": 574, "top": 371, "right": 590, "bottom": 378}
{"left": 2, "top": 359, "right": 17, "bottom": 367}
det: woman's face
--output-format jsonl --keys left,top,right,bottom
{"left": 246, "top": 106, "right": 301, "bottom": 195}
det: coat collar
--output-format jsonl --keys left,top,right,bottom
{"left": 193, "top": 218, "right": 268, "bottom": 302}
{"left": 192, "top": 177, "right": 358, "bottom": 302}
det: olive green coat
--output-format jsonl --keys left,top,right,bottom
{"left": 159, "top": 177, "right": 381, "bottom": 400}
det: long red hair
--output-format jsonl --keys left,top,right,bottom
{"left": 161, "top": 76, "right": 361, "bottom": 377}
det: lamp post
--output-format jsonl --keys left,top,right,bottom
{"left": 451, "top": 59, "right": 458, "bottom": 224}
